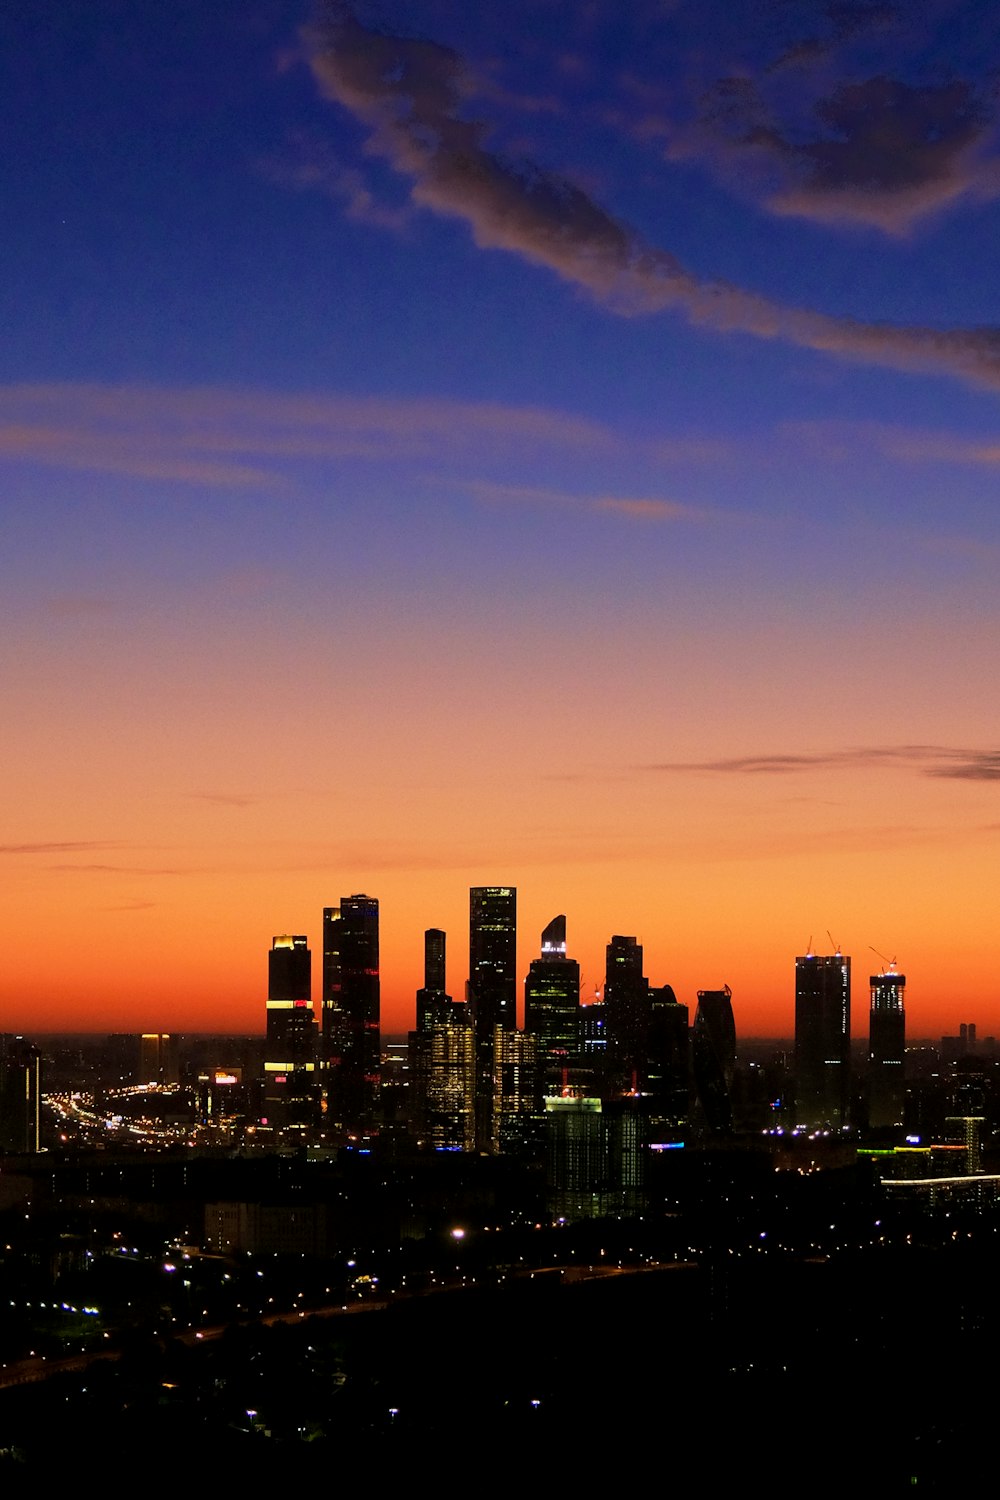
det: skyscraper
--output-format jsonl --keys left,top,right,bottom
{"left": 0, "top": 1036, "right": 41, "bottom": 1154}
{"left": 525, "top": 915, "right": 581, "bottom": 1093}
{"left": 604, "top": 935, "right": 648, "bottom": 1094}
{"left": 416, "top": 927, "right": 451, "bottom": 1030}
{"left": 263, "top": 935, "right": 317, "bottom": 1133}
{"left": 795, "top": 949, "right": 851, "bottom": 1131}
{"left": 409, "top": 926, "right": 475, "bottom": 1151}
{"left": 869, "top": 963, "right": 905, "bottom": 1131}
{"left": 322, "top": 895, "right": 381, "bottom": 1131}
{"left": 692, "top": 986, "right": 735, "bottom": 1134}
{"left": 468, "top": 886, "right": 516, "bottom": 1148}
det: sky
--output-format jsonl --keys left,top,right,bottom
{"left": 3, "top": 0, "right": 1000, "bottom": 1039}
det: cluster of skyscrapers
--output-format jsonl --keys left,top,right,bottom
{"left": 262, "top": 887, "right": 729, "bottom": 1161}
{"left": 261, "top": 888, "right": 912, "bottom": 1164}
{"left": 793, "top": 946, "right": 907, "bottom": 1133}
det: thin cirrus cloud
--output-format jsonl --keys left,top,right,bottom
{"left": 0, "top": 383, "right": 614, "bottom": 488}
{"left": 786, "top": 419, "right": 1000, "bottom": 468}
{"left": 0, "top": 841, "right": 126, "bottom": 855}
{"left": 642, "top": 746, "right": 1000, "bottom": 780}
{"left": 466, "top": 479, "right": 704, "bottom": 521}
{"left": 308, "top": 7, "right": 1000, "bottom": 395}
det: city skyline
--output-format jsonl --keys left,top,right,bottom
{"left": 4, "top": 2, "right": 1000, "bottom": 1037}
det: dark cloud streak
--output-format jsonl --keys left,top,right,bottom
{"left": 309, "top": 6, "right": 1000, "bottom": 394}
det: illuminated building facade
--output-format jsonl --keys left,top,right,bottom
{"left": 525, "top": 915, "right": 581, "bottom": 1093}
{"left": 469, "top": 886, "right": 517, "bottom": 1148}
{"left": 263, "top": 935, "right": 317, "bottom": 1132}
{"left": 869, "top": 965, "right": 906, "bottom": 1130}
{"left": 795, "top": 951, "right": 851, "bottom": 1131}
{"left": 409, "top": 926, "right": 475, "bottom": 1150}
{"left": 322, "top": 895, "right": 381, "bottom": 1131}
{"left": 492, "top": 1025, "right": 538, "bottom": 1155}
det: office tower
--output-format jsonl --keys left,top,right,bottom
{"left": 139, "top": 1032, "right": 179, "bottom": 1086}
{"left": 409, "top": 926, "right": 475, "bottom": 1150}
{"left": 468, "top": 886, "right": 517, "bottom": 1148}
{"left": 645, "top": 984, "right": 690, "bottom": 1136}
{"left": 869, "top": 964, "right": 906, "bottom": 1130}
{"left": 604, "top": 935, "right": 648, "bottom": 1094}
{"left": 409, "top": 1016, "right": 476, "bottom": 1152}
{"left": 692, "top": 986, "right": 736, "bottom": 1133}
{"left": 0, "top": 1036, "right": 41, "bottom": 1154}
{"left": 416, "top": 927, "right": 451, "bottom": 1030}
{"left": 545, "top": 1095, "right": 605, "bottom": 1220}
{"left": 322, "top": 895, "right": 381, "bottom": 1131}
{"left": 795, "top": 950, "right": 851, "bottom": 1131}
{"left": 525, "top": 915, "right": 581, "bottom": 1093}
{"left": 492, "top": 1025, "right": 538, "bottom": 1155}
{"left": 263, "top": 935, "right": 317, "bottom": 1132}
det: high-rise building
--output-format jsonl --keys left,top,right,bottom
{"left": 869, "top": 964, "right": 906, "bottom": 1130}
{"left": 525, "top": 915, "right": 580, "bottom": 1092}
{"left": 416, "top": 927, "right": 451, "bottom": 1030}
{"left": 646, "top": 984, "right": 690, "bottom": 1136}
{"left": 604, "top": 935, "right": 648, "bottom": 1094}
{"left": 263, "top": 935, "right": 317, "bottom": 1133}
{"left": 139, "top": 1032, "right": 179, "bottom": 1086}
{"left": 322, "top": 895, "right": 381, "bottom": 1131}
{"left": 409, "top": 926, "right": 475, "bottom": 1151}
{"left": 468, "top": 886, "right": 516, "bottom": 1148}
{"left": 0, "top": 1036, "right": 41, "bottom": 1154}
{"left": 491, "top": 1024, "right": 538, "bottom": 1155}
{"left": 795, "top": 950, "right": 851, "bottom": 1131}
{"left": 692, "top": 986, "right": 736, "bottom": 1134}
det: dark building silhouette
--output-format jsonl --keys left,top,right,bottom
{"left": 139, "top": 1032, "right": 179, "bottom": 1086}
{"left": 263, "top": 935, "right": 317, "bottom": 1133}
{"left": 525, "top": 915, "right": 581, "bottom": 1093}
{"left": 468, "top": 886, "right": 517, "bottom": 1149}
{"left": 692, "top": 986, "right": 736, "bottom": 1133}
{"left": 322, "top": 895, "right": 381, "bottom": 1131}
{"left": 795, "top": 950, "right": 851, "bottom": 1130}
{"left": 0, "top": 1035, "right": 41, "bottom": 1154}
{"left": 869, "top": 965, "right": 906, "bottom": 1130}
{"left": 645, "top": 984, "right": 690, "bottom": 1136}
{"left": 416, "top": 927, "right": 451, "bottom": 1030}
{"left": 604, "top": 934, "right": 648, "bottom": 1093}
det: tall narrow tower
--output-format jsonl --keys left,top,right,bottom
{"left": 869, "top": 963, "right": 905, "bottom": 1130}
{"left": 604, "top": 935, "right": 648, "bottom": 1093}
{"left": 263, "top": 935, "right": 317, "bottom": 1132}
{"left": 469, "top": 886, "right": 517, "bottom": 1149}
{"left": 322, "top": 895, "right": 381, "bottom": 1131}
{"left": 795, "top": 948, "right": 851, "bottom": 1130}
{"left": 525, "top": 915, "right": 581, "bottom": 1092}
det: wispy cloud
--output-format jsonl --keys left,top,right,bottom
{"left": 467, "top": 479, "right": 704, "bottom": 520}
{"left": 0, "top": 383, "right": 614, "bottom": 488}
{"left": 789, "top": 418, "right": 1000, "bottom": 468}
{"left": 642, "top": 745, "right": 1000, "bottom": 779}
{"left": 189, "top": 793, "right": 261, "bottom": 807}
{"left": 262, "top": 131, "right": 413, "bottom": 232}
{"left": 0, "top": 841, "right": 125, "bottom": 855}
{"left": 308, "top": 7, "right": 1000, "bottom": 394}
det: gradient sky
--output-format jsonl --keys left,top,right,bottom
{"left": 4, "top": 0, "right": 1000, "bottom": 1038}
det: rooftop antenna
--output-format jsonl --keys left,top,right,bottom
{"left": 869, "top": 946, "right": 896, "bottom": 973}
{"left": 827, "top": 929, "right": 840, "bottom": 954}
